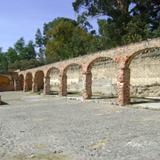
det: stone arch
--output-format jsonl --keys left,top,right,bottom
{"left": 117, "top": 47, "right": 160, "bottom": 105}
{"left": 25, "top": 72, "right": 33, "bottom": 91}
{"left": 33, "top": 70, "right": 44, "bottom": 92}
{"left": 60, "top": 63, "right": 83, "bottom": 96}
{"left": 46, "top": 67, "right": 60, "bottom": 78}
{"left": 63, "top": 62, "right": 83, "bottom": 74}
{"left": 0, "top": 74, "right": 13, "bottom": 91}
{"left": 84, "top": 56, "right": 118, "bottom": 99}
{"left": 18, "top": 74, "right": 24, "bottom": 90}
{"left": 45, "top": 67, "right": 60, "bottom": 95}
{"left": 129, "top": 47, "right": 160, "bottom": 102}
{"left": 86, "top": 57, "right": 115, "bottom": 72}
{"left": 126, "top": 48, "right": 159, "bottom": 67}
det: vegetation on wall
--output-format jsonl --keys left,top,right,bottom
{"left": 0, "top": 0, "right": 159, "bottom": 72}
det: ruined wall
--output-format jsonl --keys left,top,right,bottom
{"left": 0, "top": 74, "right": 15, "bottom": 91}
{"left": 49, "top": 49, "right": 160, "bottom": 97}
{"left": 130, "top": 49, "right": 160, "bottom": 97}
{"left": 50, "top": 59, "right": 118, "bottom": 97}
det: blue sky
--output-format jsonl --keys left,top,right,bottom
{"left": 0, "top": 0, "right": 84, "bottom": 51}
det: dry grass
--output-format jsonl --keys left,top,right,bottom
{"left": 12, "top": 153, "right": 66, "bottom": 160}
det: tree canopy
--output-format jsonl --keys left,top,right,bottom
{"left": 44, "top": 17, "right": 100, "bottom": 62}
{"left": 73, "top": 0, "right": 160, "bottom": 47}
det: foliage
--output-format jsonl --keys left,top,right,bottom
{"left": 0, "top": 49, "right": 8, "bottom": 73}
{"left": 14, "top": 38, "right": 36, "bottom": 60}
{"left": 35, "top": 28, "right": 45, "bottom": 61}
{"left": 2, "top": 38, "right": 43, "bottom": 72}
{"left": 73, "top": 0, "right": 160, "bottom": 47}
{"left": 6, "top": 47, "right": 19, "bottom": 64}
{"left": 9, "top": 59, "right": 44, "bottom": 71}
{"left": 44, "top": 17, "right": 101, "bottom": 62}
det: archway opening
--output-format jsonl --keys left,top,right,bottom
{"left": 0, "top": 75, "right": 12, "bottom": 91}
{"left": 19, "top": 74, "right": 24, "bottom": 90}
{"left": 129, "top": 48, "right": 160, "bottom": 104}
{"left": 26, "top": 73, "right": 32, "bottom": 91}
{"left": 46, "top": 67, "right": 60, "bottom": 95}
{"left": 34, "top": 71, "right": 44, "bottom": 92}
{"left": 64, "top": 64, "right": 83, "bottom": 97}
{"left": 88, "top": 57, "right": 118, "bottom": 101}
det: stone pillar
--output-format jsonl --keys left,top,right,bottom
{"left": 43, "top": 76, "right": 50, "bottom": 95}
{"left": 117, "top": 66, "right": 130, "bottom": 106}
{"left": 59, "top": 73, "right": 67, "bottom": 96}
{"left": 23, "top": 79, "right": 28, "bottom": 92}
{"left": 82, "top": 70, "right": 92, "bottom": 99}
{"left": 32, "top": 80, "right": 38, "bottom": 93}
{"left": 14, "top": 78, "right": 19, "bottom": 91}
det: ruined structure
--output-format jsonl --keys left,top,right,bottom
{"left": 2, "top": 38, "right": 160, "bottom": 105}
{"left": 0, "top": 72, "right": 19, "bottom": 91}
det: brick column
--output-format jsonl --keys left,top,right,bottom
{"left": 23, "top": 79, "right": 28, "bottom": 92}
{"left": 59, "top": 73, "right": 67, "bottom": 96}
{"left": 32, "top": 80, "right": 38, "bottom": 93}
{"left": 117, "top": 66, "right": 130, "bottom": 105}
{"left": 43, "top": 76, "right": 50, "bottom": 95}
{"left": 82, "top": 70, "right": 92, "bottom": 99}
{"left": 14, "top": 78, "right": 19, "bottom": 91}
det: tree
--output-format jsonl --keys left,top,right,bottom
{"left": 24, "top": 40, "right": 36, "bottom": 60}
{"left": 73, "top": 0, "right": 160, "bottom": 46}
{"left": 0, "top": 49, "right": 8, "bottom": 73}
{"left": 77, "top": 12, "right": 93, "bottom": 32}
{"left": 6, "top": 47, "right": 19, "bottom": 64}
{"left": 6, "top": 38, "right": 38, "bottom": 71}
{"left": 44, "top": 17, "right": 99, "bottom": 62}
{"left": 14, "top": 38, "right": 36, "bottom": 60}
{"left": 35, "top": 28, "right": 45, "bottom": 60}
{"left": 9, "top": 58, "right": 44, "bottom": 71}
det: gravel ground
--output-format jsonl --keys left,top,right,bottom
{"left": 0, "top": 91, "right": 160, "bottom": 160}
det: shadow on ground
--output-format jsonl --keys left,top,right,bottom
{"left": 0, "top": 101, "right": 8, "bottom": 105}
{"left": 131, "top": 97, "right": 160, "bottom": 104}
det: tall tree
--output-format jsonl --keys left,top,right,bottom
{"left": 14, "top": 37, "right": 26, "bottom": 60}
{"left": 0, "top": 49, "right": 8, "bottom": 73}
{"left": 44, "top": 17, "right": 99, "bottom": 62}
{"left": 24, "top": 40, "right": 36, "bottom": 60}
{"left": 6, "top": 47, "right": 19, "bottom": 64}
{"left": 73, "top": 0, "right": 160, "bottom": 46}
{"left": 35, "top": 28, "right": 45, "bottom": 60}
{"left": 14, "top": 38, "right": 36, "bottom": 60}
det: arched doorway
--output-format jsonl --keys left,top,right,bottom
{"left": 64, "top": 64, "right": 83, "bottom": 97}
{"left": 87, "top": 57, "right": 118, "bottom": 100}
{"left": 34, "top": 71, "right": 44, "bottom": 92}
{"left": 46, "top": 67, "right": 60, "bottom": 95}
{"left": 19, "top": 74, "right": 24, "bottom": 90}
{"left": 0, "top": 75, "right": 12, "bottom": 91}
{"left": 128, "top": 48, "right": 160, "bottom": 104}
{"left": 25, "top": 72, "right": 32, "bottom": 91}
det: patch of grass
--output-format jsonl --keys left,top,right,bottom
{"left": 12, "top": 153, "right": 66, "bottom": 160}
{"left": 89, "top": 137, "right": 108, "bottom": 150}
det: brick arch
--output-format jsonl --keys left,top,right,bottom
{"left": 43, "top": 67, "right": 61, "bottom": 95}
{"left": 117, "top": 45, "right": 160, "bottom": 106}
{"left": 25, "top": 72, "right": 33, "bottom": 91}
{"left": 85, "top": 56, "right": 116, "bottom": 72}
{"left": 33, "top": 70, "right": 44, "bottom": 92}
{"left": 83, "top": 56, "right": 118, "bottom": 99}
{"left": 126, "top": 48, "right": 160, "bottom": 67}
{"left": 0, "top": 74, "right": 12, "bottom": 91}
{"left": 59, "top": 63, "right": 83, "bottom": 97}
{"left": 46, "top": 67, "right": 60, "bottom": 78}
{"left": 18, "top": 74, "right": 24, "bottom": 90}
{"left": 63, "top": 63, "right": 83, "bottom": 74}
